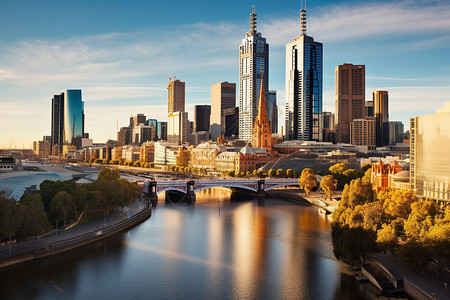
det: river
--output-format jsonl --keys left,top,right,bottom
{"left": 0, "top": 188, "right": 380, "bottom": 299}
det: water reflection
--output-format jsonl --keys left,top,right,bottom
{"left": 0, "top": 188, "right": 379, "bottom": 300}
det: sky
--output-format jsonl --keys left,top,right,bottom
{"left": 1, "top": 0, "right": 449, "bottom": 148}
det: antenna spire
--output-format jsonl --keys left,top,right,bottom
{"left": 300, "top": 0, "right": 307, "bottom": 36}
{"left": 250, "top": 5, "right": 257, "bottom": 36}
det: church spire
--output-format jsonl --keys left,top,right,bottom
{"left": 252, "top": 79, "right": 272, "bottom": 152}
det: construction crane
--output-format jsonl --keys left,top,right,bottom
{"left": 156, "top": 59, "right": 172, "bottom": 81}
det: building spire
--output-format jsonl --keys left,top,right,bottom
{"left": 257, "top": 79, "right": 267, "bottom": 122}
{"left": 250, "top": 5, "right": 257, "bottom": 36}
{"left": 300, "top": 0, "right": 307, "bottom": 36}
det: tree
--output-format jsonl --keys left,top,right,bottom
{"left": 329, "top": 163, "right": 348, "bottom": 175}
{"left": 268, "top": 169, "right": 276, "bottom": 177}
{"left": 50, "top": 191, "right": 73, "bottom": 226}
{"left": 97, "top": 168, "right": 121, "bottom": 181}
{"left": 176, "top": 147, "right": 190, "bottom": 167}
{"left": 257, "top": 170, "right": 266, "bottom": 178}
{"left": 404, "top": 200, "right": 439, "bottom": 240}
{"left": 276, "top": 168, "right": 285, "bottom": 178}
{"left": 18, "top": 194, "right": 50, "bottom": 237}
{"left": 252, "top": 170, "right": 258, "bottom": 177}
{"left": 320, "top": 175, "right": 337, "bottom": 200}
{"left": 286, "top": 169, "right": 294, "bottom": 178}
{"left": 299, "top": 168, "right": 317, "bottom": 196}
{"left": 225, "top": 170, "right": 235, "bottom": 177}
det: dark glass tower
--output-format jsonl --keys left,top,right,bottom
{"left": 285, "top": 9, "right": 323, "bottom": 141}
{"left": 51, "top": 93, "right": 64, "bottom": 154}
{"left": 63, "top": 89, "right": 85, "bottom": 149}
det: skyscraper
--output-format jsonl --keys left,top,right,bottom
{"left": 211, "top": 82, "right": 236, "bottom": 140}
{"left": 373, "top": 91, "right": 389, "bottom": 146}
{"left": 350, "top": 118, "right": 375, "bottom": 150}
{"left": 64, "top": 90, "right": 85, "bottom": 149}
{"left": 267, "top": 90, "right": 278, "bottom": 134}
{"left": 239, "top": 6, "right": 269, "bottom": 141}
{"left": 285, "top": 6, "right": 323, "bottom": 141}
{"left": 194, "top": 105, "right": 211, "bottom": 132}
{"left": 335, "top": 63, "right": 365, "bottom": 143}
{"left": 51, "top": 92, "right": 64, "bottom": 154}
{"left": 167, "top": 79, "right": 185, "bottom": 113}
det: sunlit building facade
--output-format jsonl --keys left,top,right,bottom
{"left": 285, "top": 9, "right": 322, "bottom": 141}
{"left": 239, "top": 6, "right": 269, "bottom": 141}
{"left": 410, "top": 102, "right": 450, "bottom": 203}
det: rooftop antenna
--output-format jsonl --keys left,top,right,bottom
{"left": 250, "top": 5, "right": 257, "bottom": 36}
{"left": 301, "top": 0, "right": 307, "bottom": 36}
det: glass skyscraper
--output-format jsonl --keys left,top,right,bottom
{"left": 239, "top": 6, "right": 269, "bottom": 141}
{"left": 63, "top": 89, "right": 84, "bottom": 149}
{"left": 285, "top": 9, "right": 322, "bottom": 141}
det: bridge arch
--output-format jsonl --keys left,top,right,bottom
{"left": 265, "top": 183, "right": 298, "bottom": 191}
{"left": 156, "top": 187, "right": 187, "bottom": 195}
{"left": 193, "top": 184, "right": 257, "bottom": 193}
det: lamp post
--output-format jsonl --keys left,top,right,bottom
{"left": 54, "top": 219, "right": 58, "bottom": 241}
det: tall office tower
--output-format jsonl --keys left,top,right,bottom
{"left": 211, "top": 82, "right": 236, "bottom": 140}
{"left": 335, "top": 63, "right": 365, "bottom": 143}
{"left": 167, "top": 111, "right": 189, "bottom": 144}
{"left": 373, "top": 91, "right": 389, "bottom": 146}
{"left": 267, "top": 90, "right": 278, "bottom": 134}
{"left": 147, "top": 119, "right": 158, "bottom": 141}
{"left": 51, "top": 92, "right": 64, "bottom": 154}
{"left": 365, "top": 100, "right": 374, "bottom": 117}
{"left": 194, "top": 105, "right": 211, "bottom": 132}
{"left": 239, "top": 6, "right": 269, "bottom": 141}
{"left": 252, "top": 82, "right": 272, "bottom": 152}
{"left": 410, "top": 102, "right": 450, "bottom": 202}
{"left": 222, "top": 107, "right": 239, "bottom": 138}
{"left": 350, "top": 118, "right": 375, "bottom": 150}
{"left": 63, "top": 89, "right": 85, "bottom": 149}
{"left": 157, "top": 121, "right": 167, "bottom": 141}
{"left": 285, "top": 6, "right": 323, "bottom": 141}
{"left": 117, "top": 127, "right": 131, "bottom": 146}
{"left": 388, "top": 121, "right": 404, "bottom": 145}
{"left": 322, "top": 111, "right": 335, "bottom": 142}
{"left": 167, "top": 79, "right": 185, "bottom": 113}
{"left": 130, "top": 114, "right": 147, "bottom": 128}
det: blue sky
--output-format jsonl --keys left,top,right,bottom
{"left": 1, "top": 0, "right": 449, "bottom": 148}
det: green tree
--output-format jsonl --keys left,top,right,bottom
{"left": 18, "top": 194, "right": 50, "bottom": 237}
{"left": 329, "top": 163, "right": 348, "bottom": 175}
{"left": 299, "top": 168, "right": 317, "bottom": 196}
{"left": 50, "top": 191, "right": 73, "bottom": 226}
{"left": 225, "top": 170, "right": 235, "bottom": 177}
{"left": 98, "top": 168, "right": 121, "bottom": 181}
{"left": 404, "top": 200, "right": 439, "bottom": 240}
{"left": 320, "top": 175, "right": 337, "bottom": 200}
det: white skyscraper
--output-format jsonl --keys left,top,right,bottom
{"left": 239, "top": 6, "right": 269, "bottom": 141}
{"left": 285, "top": 5, "right": 323, "bottom": 141}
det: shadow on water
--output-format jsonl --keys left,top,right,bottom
{"left": 0, "top": 233, "right": 127, "bottom": 299}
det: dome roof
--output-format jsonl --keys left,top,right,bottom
{"left": 392, "top": 170, "right": 410, "bottom": 180}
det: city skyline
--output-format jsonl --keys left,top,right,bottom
{"left": 1, "top": 0, "right": 449, "bottom": 147}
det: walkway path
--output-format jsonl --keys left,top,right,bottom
{"left": 369, "top": 252, "right": 450, "bottom": 299}
{"left": 0, "top": 198, "right": 149, "bottom": 262}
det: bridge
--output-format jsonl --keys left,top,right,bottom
{"left": 141, "top": 179, "right": 299, "bottom": 204}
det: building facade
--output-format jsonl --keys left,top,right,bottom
{"left": 51, "top": 93, "right": 64, "bottom": 154}
{"left": 267, "top": 90, "right": 278, "bottom": 134}
{"left": 350, "top": 118, "right": 375, "bottom": 150}
{"left": 388, "top": 121, "right": 404, "bottom": 145}
{"left": 211, "top": 82, "right": 236, "bottom": 140}
{"left": 239, "top": 6, "right": 269, "bottom": 141}
{"left": 285, "top": 9, "right": 323, "bottom": 141}
{"left": 335, "top": 64, "right": 365, "bottom": 143}
{"left": 167, "top": 111, "right": 190, "bottom": 144}
{"left": 410, "top": 102, "right": 450, "bottom": 203}
{"left": 373, "top": 91, "right": 389, "bottom": 147}
{"left": 167, "top": 79, "right": 185, "bottom": 113}
{"left": 194, "top": 105, "right": 211, "bottom": 132}
{"left": 252, "top": 83, "right": 272, "bottom": 152}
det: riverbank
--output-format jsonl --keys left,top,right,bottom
{"left": 268, "top": 189, "right": 338, "bottom": 213}
{"left": 0, "top": 198, "right": 151, "bottom": 270}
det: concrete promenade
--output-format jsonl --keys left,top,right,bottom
{"left": 369, "top": 252, "right": 450, "bottom": 300}
{"left": 0, "top": 198, "right": 150, "bottom": 268}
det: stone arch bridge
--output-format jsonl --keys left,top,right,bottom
{"left": 140, "top": 179, "right": 299, "bottom": 204}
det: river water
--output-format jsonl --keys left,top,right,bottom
{"left": 0, "top": 188, "right": 380, "bottom": 299}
